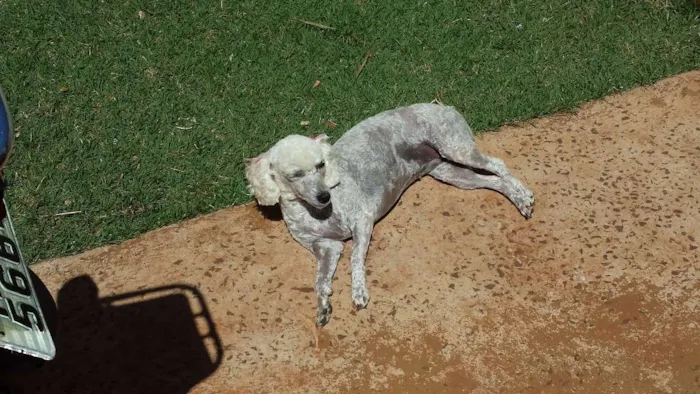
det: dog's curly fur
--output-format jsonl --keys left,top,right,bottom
{"left": 245, "top": 103, "right": 534, "bottom": 326}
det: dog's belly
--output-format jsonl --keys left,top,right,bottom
{"left": 336, "top": 137, "right": 442, "bottom": 222}
{"left": 375, "top": 159, "right": 441, "bottom": 219}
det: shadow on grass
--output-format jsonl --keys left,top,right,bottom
{"left": 0, "top": 276, "right": 223, "bottom": 394}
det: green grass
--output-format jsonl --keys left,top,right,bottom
{"left": 0, "top": 0, "right": 698, "bottom": 262}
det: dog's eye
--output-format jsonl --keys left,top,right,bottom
{"left": 316, "top": 161, "right": 325, "bottom": 170}
{"left": 292, "top": 170, "right": 304, "bottom": 178}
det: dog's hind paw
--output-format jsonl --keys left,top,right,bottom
{"left": 516, "top": 189, "right": 535, "bottom": 219}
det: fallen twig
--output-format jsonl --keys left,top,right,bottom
{"left": 355, "top": 51, "right": 373, "bottom": 78}
{"left": 294, "top": 18, "right": 335, "bottom": 30}
{"left": 54, "top": 210, "right": 83, "bottom": 217}
{"left": 35, "top": 176, "right": 46, "bottom": 192}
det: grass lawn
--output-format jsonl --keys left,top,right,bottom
{"left": 0, "top": 0, "right": 698, "bottom": 262}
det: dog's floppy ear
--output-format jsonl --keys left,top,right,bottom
{"left": 315, "top": 134, "right": 340, "bottom": 189}
{"left": 244, "top": 153, "right": 280, "bottom": 206}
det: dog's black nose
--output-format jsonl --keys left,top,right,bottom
{"left": 317, "top": 191, "right": 331, "bottom": 204}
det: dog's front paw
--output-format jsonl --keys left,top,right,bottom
{"left": 351, "top": 285, "right": 370, "bottom": 311}
{"left": 316, "top": 301, "right": 333, "bottom": 327}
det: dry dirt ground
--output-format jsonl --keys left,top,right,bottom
{"left": 3, "top": 71, "right": 700, "bottom": 394}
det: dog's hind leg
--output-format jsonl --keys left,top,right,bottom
{"left": 429, "top": 162, "right": 534, "bottom": 218}
{"left": 427, "top": 110, "right": 534, "bottom": 218}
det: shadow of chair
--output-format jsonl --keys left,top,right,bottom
{"left": 1, "top": 274, "right": 223, "bottom": 394}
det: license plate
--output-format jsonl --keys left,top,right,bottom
{"left": 0, "top": 85, "right": 56, "bottom": 361}
{"left": 0, "top": 199, "right": 56, "bottom": 361}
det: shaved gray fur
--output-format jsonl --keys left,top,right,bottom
{"left": 245, "top": 103, "right": 534, "bottom": 327}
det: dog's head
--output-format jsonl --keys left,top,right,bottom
{"left": 244, "top": 134, "right": 340, "bottom": 209}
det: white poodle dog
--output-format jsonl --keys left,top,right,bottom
{"left": 245, "top": 103, "right": 534, "bottom": 326}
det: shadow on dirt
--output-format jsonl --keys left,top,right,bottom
{"left": 0, "top": 275, "right": 223, "bottom": 394}
{"left": 256, "top": 204, "right": 283, "bottom": 221}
